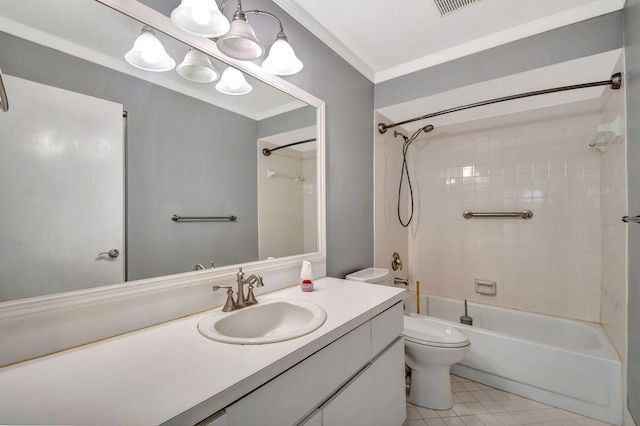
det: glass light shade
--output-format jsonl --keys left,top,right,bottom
{"left": 125, "top": 28, "right": 176, "bottom": 72}
{"left": 262, "top": 38, "right": 303, "bottom": 75}
{"left": 176, "top": 48, "right": 219, "bottom": 83}
{"left": 216, "top": 17, "right": 264, "bottom": 61}
{"left": 215, "top": 67, "right": 252, "bottom": 95}
{"left": 170, "top": 0, "right": 230, "bottom": 37}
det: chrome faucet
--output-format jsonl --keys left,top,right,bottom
{"left": 235, "top": 267, "right": 264, "bottom": 307}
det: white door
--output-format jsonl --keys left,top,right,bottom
{"left": 0, "top": 75, "right": 124, "bottom": 300}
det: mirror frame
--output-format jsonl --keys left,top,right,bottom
{"left": 0, "top": 0, "right": 325, "bottom": 323}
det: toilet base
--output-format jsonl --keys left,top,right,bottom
{"left": 407, "top": 368, "right": 453, "bottom": 410}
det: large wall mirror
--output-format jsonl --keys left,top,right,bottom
{"left": 0, "top": 0, "right": 324, "bottom": 304}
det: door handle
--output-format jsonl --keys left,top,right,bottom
{"left": 98, "top": 249, "right": 119, "bottom": 258}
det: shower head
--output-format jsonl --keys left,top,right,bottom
{"left": 393, "top": 124, "right": 434, "bottom": 144}
{"left": 393, "top": 130, "right": 409, "bottom": 142}
{"left": 408, "top": 124, "right": 435, "bottom": 142}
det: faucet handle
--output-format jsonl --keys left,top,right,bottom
{"left": 212, "top": 285, "right": 236, "bottom": 312}
{"left": 245, "top": 286, "right": 258, "bottom": 305}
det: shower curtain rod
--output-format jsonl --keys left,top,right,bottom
{"left": 377, "top": 72, "right": 622, "bottom": 134}
{"left": 262, "top": 138, "right": 316, "bottom": 156}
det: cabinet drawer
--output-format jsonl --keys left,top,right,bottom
{"left": 370, "top": 302, "right": 403, "bottom": 354}
{"left": 226, "top": 321, "right": 371, "bottom": 426}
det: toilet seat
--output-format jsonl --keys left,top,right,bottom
{"left": 404, "top": 316, "right": 470, "bottom": 348}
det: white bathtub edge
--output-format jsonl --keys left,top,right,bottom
{"left": 404, "top": 294, "right": 623, "bottom": 425}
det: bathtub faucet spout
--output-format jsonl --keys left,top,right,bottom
{"left": 394, "top": 277, "right": 409, "bottom": 286}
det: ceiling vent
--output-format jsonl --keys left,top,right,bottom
{"left": 433, "top": 0, "right": 481, "bottom": 16}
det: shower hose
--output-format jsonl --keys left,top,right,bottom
{"left": 395, "top": 125, "right": 434, "bottom": 227}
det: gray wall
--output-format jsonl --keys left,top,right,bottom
{"left": 246, "top": 2, "right": 376, "bottom": 278}
{"left": 0, "top": 31, "right": 260, "bottom": 281}
{"left": 624, "top": 0, "right": 640, "bottom": 421}
{"left": 375, "top": 11, "right": 624, "bottom": 109}
{"left": 140, "top": 0, "right": 377, "bottom": 278}
{"left": 257, "top": 105, "right": 316, "bottom": 139}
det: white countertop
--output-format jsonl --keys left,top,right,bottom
{"left": 0, "top": 278, "right": 404, "bottom": 425}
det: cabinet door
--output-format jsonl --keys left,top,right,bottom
{"left": 323, "top": 338, "right": 405, "bottom": 426}
{"left": 322, "top": 364, "right": 374, "bottom": 426}
{"left": 371, "top": 338, "right": 406, "bottom": 426}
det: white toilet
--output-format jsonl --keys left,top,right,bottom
{"left": 344, "top": 267, "right": 390, "bottom": 285}
{"left": 404, "top": 315, "right": 470, "bottom": 410}
{"left": 345, "top": 268, "right": 470, "bottom": 410}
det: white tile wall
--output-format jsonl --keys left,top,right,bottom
{"left": 258, "top": 141, "right": 311, "bottom": 259}
{"left": 374, "top": 111, "right": 410, "bottom": 276}
{"left": 599, "top": 68, "right": 628, "bottom": 363}
{"left": 405, "top": 101, "right": 605, "bottom": 321}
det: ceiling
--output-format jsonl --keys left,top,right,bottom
{"left": 274, "top": 0, "right": 626, "bottom": 83}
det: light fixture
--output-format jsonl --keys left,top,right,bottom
{"left": 217, "top": 4, "right": 303, "bottom": 74}
{"left": 176, "top": 48, "right": 219, "bottom": 83}
{"left": 170, "top": 0, "right": 230, "bottom": 37}
{"left": 261, "top": 31, "right": 303, "bottom": 76}
{"left": 215, "top": 67, "right": 252, "bottom": 95}
{"left": 216, "top": 4, "right": 264, "bottom": 61}
{"left": 169, "top": 0, "right": 304, "bottom": 75}
{"left": 125, "top": 27, "right": 176, "bottom": 72}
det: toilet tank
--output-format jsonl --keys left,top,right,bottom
{"left": 345, "top": 268, "right": 390, "bottom": 285}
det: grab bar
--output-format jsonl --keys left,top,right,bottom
{"left": 622, "top": 215, "right": 640, "bottom": 224}
{"left": 0, "top": 68, "right": 9, "bottom": 112}
{"left": 463, "top": 210, "right": 533, "bottom": 220}
{"left": 171, "top": 214, "right": 237, "bottom": 222}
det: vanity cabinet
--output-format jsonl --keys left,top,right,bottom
{"left": 320, "top": 339, "right": 405, "bottom": 426}
{"left": 224, "top": 303, "right": 405, "bottom": 426}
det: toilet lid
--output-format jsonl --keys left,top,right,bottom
{"left": 403, "top": 316, "right": 470, "bottom": 348}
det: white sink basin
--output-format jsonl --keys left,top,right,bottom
{"left": 197, "top": 299, "right": 327, "bottom": 344}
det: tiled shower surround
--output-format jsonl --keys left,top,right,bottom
{"left": 403, "top": 101, "right": 610, "bottom": 322}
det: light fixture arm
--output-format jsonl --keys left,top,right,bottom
{"left": 219, "top": 1, "right": 286, "bottom": 34}
{"left": 214, "top": 0, "right": 302, "bottom": 74}
{"left": 244, "top": 9, "right": 286, "bottom": 35}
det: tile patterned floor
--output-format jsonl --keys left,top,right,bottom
{"left": 404, "top": 375, "right": 613, "bottom": 426}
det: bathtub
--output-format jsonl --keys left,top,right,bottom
{"left": 404, "top": 295, "right": 622, "bottom": 425}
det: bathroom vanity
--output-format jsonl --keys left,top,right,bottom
{"left": 0, "top": 278, "right": 405, "bottom": 425}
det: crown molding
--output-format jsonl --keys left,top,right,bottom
{"left": 275, "top": 0, "right": 625, "bottom": 84}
